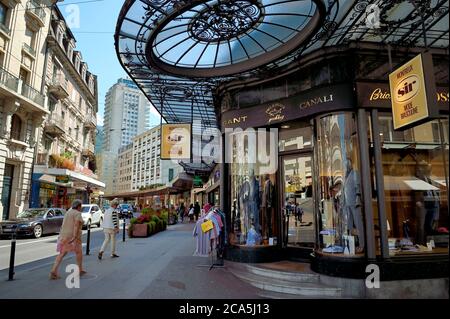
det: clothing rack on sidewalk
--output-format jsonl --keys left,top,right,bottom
{"left": 194, "top": 207, "right": 226, "bottom": 271}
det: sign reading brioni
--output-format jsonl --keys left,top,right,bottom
{"left": 389, "top": 53, "right": 439, "bottom": 130}
{"left": 160, "top": 123, "right": 191, "bottom": 160}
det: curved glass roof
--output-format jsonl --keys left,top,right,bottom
{"left": 150, "top": 0, "right": 323, "bottom": 74}
{"left": 115, "top": 0, "right": 449, "bottom": 135}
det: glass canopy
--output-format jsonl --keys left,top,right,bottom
{"left": 115, "top": 0, "right": 449, "bottom": 135}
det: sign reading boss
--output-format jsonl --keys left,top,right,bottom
{"left": 389, "top": 53, "right": 439, "bottom": 130}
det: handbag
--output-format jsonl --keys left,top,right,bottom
{"left": 201, "top": 219, "right": 214, "bottom": 233}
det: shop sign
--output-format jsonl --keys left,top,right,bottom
{"left": 389, "top": 53, "right": 439, "bottom": 130}
{"left": 357, "top": 82, "right": 448, "bottom": 110}
{"left": 41, "top": 183, "right": 56, "bottom": 190}
{"left": 221, "top": 83, "right": 353, "bottom": 131}
{"left": 193, "top": 176, "right": 203, "bottom": 188}
{"left": 161, "top": 123, "right": 191, "bottom": 160}
{"left": 56, "top": 175, "right": 70, "bottom": 183}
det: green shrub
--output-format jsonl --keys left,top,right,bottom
{"left": 149, "top": 221, "right": 156, "bottom": 234}
{"left": 162, "top": 219, "right": 167, "bottom": 230}
{"left": 130, "top": 217, "right": 138, "bottom": 225}
{"left": 146, "top": 222, "right": 153, "bottom": 234}
{"left": 151, "top": 215, "right": 161, "bottom": 224}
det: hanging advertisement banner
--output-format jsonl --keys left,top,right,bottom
{"left": 389, "top": 52, "right": 439, "bottom": 130}
{"left": 161, "top": 123, "right": 192, "bottom": 160}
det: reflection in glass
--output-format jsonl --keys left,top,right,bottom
{"left": 316, "top": 113, "right": 365, "bottom": 255}
{"left": 229, "top": 131, "right": 278, "bottom": 246}
{"left": 376, "top": 117, "right": 449, "bottom": 255}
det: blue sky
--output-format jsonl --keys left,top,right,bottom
{"left": 59, "top": 0, "right": 160, "bottom": 126}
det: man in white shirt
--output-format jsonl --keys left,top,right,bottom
{"left": 98, "top": 198, "right": 120, "bottom": 259}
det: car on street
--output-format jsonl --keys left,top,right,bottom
{"left": 81, "top": 204, "right": 104, "bottom": 228}
{"left": 118, "top": 203, "right": 133, "bottom": 219}
{"left": 0, "top": 208, "right": 66, "bottom": 238}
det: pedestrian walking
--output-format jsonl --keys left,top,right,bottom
{"left": 50, "top": 199, "right": 86, "bottom": 280}
{"left": 194, "top": 201, "right": 201, "bottom": 221}
{"left": 98, "top": 198, "right": 120, "bottom": 260}
{"left": 178, "top": 202, "right": 185, "bottom": 223}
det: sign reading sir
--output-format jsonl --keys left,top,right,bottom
{"left": 389, "top": 53, "right": 439, "bottom": 130}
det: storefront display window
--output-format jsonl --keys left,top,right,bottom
{"left": 279, "top": 122, "right": 313, "bottom": 152}
{"left": 229, "top": 130, "right": 278, "bottom": 247}
{"left": 316, "top": 113, "right": 365, "bottom": 256}
{"left": 372, "top": 115, "right": 449, "bottom": 256}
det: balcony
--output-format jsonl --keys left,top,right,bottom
{"left": 22, "top": 43, "right": 36, "bottom": 58}
{"left": 82, "top": 143, "right": 95, "bottom": 157}
{"left": 44, "top": 114, "right": 65, "bottom": 137}
{"left": 26, "top": 0, "right": 46, "bottom": 28}
{"left": 0, "top": 66, "right": 47, "bottom": 112}
{"left": 84, "top": 113, "right": 97, "bottom": 129}
{"left": 48, "top": 74, "right": 69, "bottom": 99}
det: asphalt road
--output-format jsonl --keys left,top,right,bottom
{"left": 0, "top": 221, "right": 127, "bottom": 271}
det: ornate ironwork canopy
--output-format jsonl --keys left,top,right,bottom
{"left": 115, "top": 0, "right": 449, "bottom": 130}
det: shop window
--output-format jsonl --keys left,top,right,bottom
{"left": 316, "top": 113, "right": 365, "bottom": 256}
{"left": 10, "top": 114, "right": 22, "bottom": 141}
{"left": 372, "top": 115, "right": 449, "bottom": 256}
{"left": 229, "top": 129, "right": 278, "bottom": 247}
{"left": 279, "top": 122, "right": 313, "bottom": 152}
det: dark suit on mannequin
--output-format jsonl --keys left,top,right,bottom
{"left": 261, "top": 175, "right": 274, "bottom": 239}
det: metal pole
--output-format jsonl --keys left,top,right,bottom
{"left": 85, "top": 223, "right": 91, "bottom": 255}
{"left": 8, "top": 227, "right": 17, "bottom": 281}
{"left": 122, "top": 217, "right": 126, "bottom": 242}
{"left": 371, "top": 109, "right": 390, "bottom": 259}
{"left": 357, "top": 109, "right": 376, "bottom": 260}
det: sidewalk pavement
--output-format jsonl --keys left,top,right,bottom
{"left": 0, "top": 222, "right": 262, "bottom": 299}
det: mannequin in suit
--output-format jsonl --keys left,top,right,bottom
{"left": 261, "top": 174, "right": 274, "bottom": 239}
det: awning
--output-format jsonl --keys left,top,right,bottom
{"left": 34, "top": 167, "right": 105, "bottom": 188}
{"left": 384, "top": 176, "right": 440, "bottom": 191}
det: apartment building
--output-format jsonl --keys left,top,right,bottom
{"left": 100, "top": 78, "right": 155, "bottom": 195}
{"left": 117, "top": 144, "right": 132, "bottom": 193}
{"left": 131, "top": 126, "right": 182, "bottom": 191}
{"left": 0, "top": 0, "right": 55, "bottom": 220}
{"left": 30, "top": 5, "right": 104, "bottom": 209}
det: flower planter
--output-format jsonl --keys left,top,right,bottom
{"left": 132, "top": 223, "right": 148, "bottom": 237}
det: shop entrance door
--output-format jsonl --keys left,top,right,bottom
{"left": 281, "top": 154, "right": 315, "bottom": 248}
{"left": 1, "top": 164, "right": 14, "bottom": 220}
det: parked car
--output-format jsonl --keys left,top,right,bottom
{"left": 0, "top": 208, "right": 66, "bottom": 239}
{"left": 118, "top": 203, "right": 133, "bottom": 219}
{"left": 81, "top": 204, "right": 104, "bottom": 228}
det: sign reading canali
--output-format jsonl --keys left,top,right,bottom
{"left": 161, "top": 123, "right": 191, "bottom": 160}
{"left": 389, "top": 53, "right": 439, "bottom": 130}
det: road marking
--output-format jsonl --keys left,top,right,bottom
{"left": 0, "top": 228, "right": 103, "bottom": 249}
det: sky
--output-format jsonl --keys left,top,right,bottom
{"left": 59, "top": 0, "right": 161, "bottom": 127}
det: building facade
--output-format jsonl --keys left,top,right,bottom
{"left": 117, "top": 143, "right": 132, "bottom": 193}
{"left": 100, "top": 78, "right": 156, "bottom": 195}
{"left": 131, "top": 125, "right": 182, "bottom": 191}
{"left": 116, "top": 0, "right": 449, "bottom": 297}
{"left": 0, "top": 0, "right": 54, "bottom": 220}
{"left": 30, "top": 5, "right": 104, "bottom": 209}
